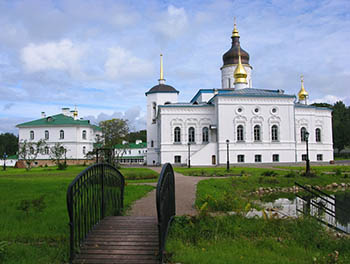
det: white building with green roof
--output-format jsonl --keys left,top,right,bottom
{"left": 16, "top": 107, "right": 102, "bottom": 164}
{"left": 114, "top": 140, "right": 147, "bottom": 165}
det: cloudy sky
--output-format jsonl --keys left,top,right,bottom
{"left": 1, "top": 0, "right": 349, "bottom": 134}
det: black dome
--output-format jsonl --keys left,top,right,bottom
{"left": 145, "top": 84, "right": 179, "bottom": 95}
{"left": 222, "top": 36, "right": 250, "bottom": 66}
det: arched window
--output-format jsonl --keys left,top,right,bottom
{"left": 60, "top": 130, "right": 64, "bottom": 139}
{"left": 83, "top": 146, "right": 86, "bottom": 155}
{"left": 30, "top": 131, "right": 34, "bottom": 140}
{"left": 174, "top": 127, "right": 181, "bottom": 143}
{"left": 254, "top": 125, "right": 261, "bottom": 141}
{"left": 300, "top": 127, "right": 307, "bottom": 142}
{"left": 188, "top": 127, "right": 195, "bottom": 143}
{"left": 237, "top": 125, "right": 244, "bottom": 141}
{"left": 271, "top": 125, "right": 278, "bottom": 141}
{"left": 152, "top": 102, "right": 157, "bottom": 121}
{"left": 315, "top": 128, "right": 321, "bottom": 142}
{"left": 30, "top": 147, "right": 34, "bottom": 154}
{"left": 45, "top": 130, "right": 49, "bottom": 140}
{"left": 151, "top": 140, "right": 154, "bottom": 147}
{"left": 44, "top": 147, "right": 49, "bottom": 155}
{"left": 82, "top": 130, "right": 87, "bottom": 140}
{"left": 202, "top": 127, "right": 209, "bottom": 143}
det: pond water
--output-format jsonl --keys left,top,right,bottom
{"left": 247, "top": 192, "right": 350, "bottom": 233}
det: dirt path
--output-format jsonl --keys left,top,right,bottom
{"left": 128, "top": 168, "right": 209, "bottom": 217}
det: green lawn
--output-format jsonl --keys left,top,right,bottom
{"left": 174, "top": 165, "right": 350, "bottom": 177}
{"left": 0, "top": 165, "right": 155, "bottom": 263}
{"left": 166, "top": 215, "right": 350, "bottom": 264}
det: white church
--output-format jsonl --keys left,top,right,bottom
{"left": 146, "top": 23, "right": 333, "bottom": 166}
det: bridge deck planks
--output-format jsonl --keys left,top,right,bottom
{"left": 73, "top": 216, "right": 159, "bottom": 264}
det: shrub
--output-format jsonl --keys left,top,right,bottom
{"left": 334, "top": 168, "right": 342, "bottom": 177}
{"left": 57, "top": 162, "right": 68, "bottom": 170}
{"left": 261, "top": 170, "right": 278, "bottom": 177}
{"left": 0, "top": 241, "right": 8, "bottom": 261}
{"left": 285, "top": 170, "right": 297, "bottom": 178}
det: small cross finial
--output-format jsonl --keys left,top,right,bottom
{"left": 301, "top": 74, "right": 304, "bottom": 83}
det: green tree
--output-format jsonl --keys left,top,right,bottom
{"left": 18, "top": 139, "right": 46, "bottom": 170}
{"left": 99, "top": 118, "right": 129, "bottom": 147}
{"left": 332, "top": 101, "right": 350, "bottom": 152}
{"left": 0, "top": 133, "right": 18, "bottom": 157}
{"left": 126, "top": 130, "right": 146, "bottom": 143}
{"left": 49, "top": 143, "right": 67, "bottom": 169}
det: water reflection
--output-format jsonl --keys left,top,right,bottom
{"left": 259, "top": 192, "right": 350, "bottom": 233}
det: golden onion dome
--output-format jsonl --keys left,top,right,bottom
{"left": 234, "top": 48, "right": 248, "bottom": 84}
{"left": 298, "top": 75, "right": 308, "bottom": 101}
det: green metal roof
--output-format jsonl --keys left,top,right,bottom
{"left": 16, "top": 114, "right": 101, "bottom": 130}
{"left": 114, "top": 142, "right": 147, "bottom": 149}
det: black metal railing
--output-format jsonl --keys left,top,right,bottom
{"left": 156, "top": 163, "right": 176, "bottom": 263}
{"left": 66, "top": 163, "right": 125, "bottom": 262}
{"left": 295, "top": 182, "right": 349, "bottom": 234}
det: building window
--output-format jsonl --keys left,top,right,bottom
{"left": 255, "top": 155, "right": 262, "bottom": 162}
{"left": 152, "top": 102, "right": 157, "bottom": 123}
{"left": 300, "top": 127, "right": 307, "bottom": 142}
{"left": 60, "top": 130, "right": 64, "bottom": 139}
{"left": 44, "top": 147, "right": 49, "bottom": 155}
{"left": 188, "top": 127, "right": 195, "bottom": 143}
{"left": 45, "top": 130, "right": 49, "bottom": 140}
{"left": 237, "top": 125, "right": 244, "bottom": 141}
{"left": 317, "top": 154, "right": 323, "bottom": 161}
{"left": 315, "top": 128, "right": 321, "bottom": 142}
{"left": 151, "top": 140, "right": 154, "bottom": 147}
{"left": 30, "top": 147, "right": 34, "bottom": 154}
{"left": 202, "top": 127, "right": 209, "bottom": 143}
{"left": 30, "top": 131, "right": 34, "bottom": 140}
{"left": 272, "top": 154, "right": 279, "bottom": 162}
{"left": 271, "top": 125, "right": 278, "bottom": 141}
{"left": 82, "top": 130, "right": 87, "bottom": 140}
{"left": 237, "top": 155, "right": 245, "bottom": 163}
{"left": 302, "top": 154, "right": 307, "bottom": 161}
{"left": 254, "top": 125, "right": 261, "bottom": 141}
{"left": 174, "top": 127, "right": 181, "bottom": 143}
{"left": 174, "top": 156, "right": 181, "bottom": 163}
{"left": 83, "top": 146, "right": 86, "bottom": 155}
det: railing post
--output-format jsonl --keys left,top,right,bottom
{"left": 101, "top": 164, "right": 105, "bottom": 218}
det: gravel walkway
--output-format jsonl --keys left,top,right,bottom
{"left": 128, "top": 168, "right": 209, "bottom": 217}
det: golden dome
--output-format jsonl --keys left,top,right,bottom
{"left": 234, "top": 47, "right": 247, "bottom": 84}
{"left": 298, "top": 75, "right": 308, "bottom": 101}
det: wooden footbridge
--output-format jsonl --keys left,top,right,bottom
{"left": 66, "top": 163, "right": 175, "bottom": 264}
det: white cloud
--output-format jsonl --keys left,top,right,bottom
{"left": 104, "top": 47, "right": 153, "bottom": 79}
{"left": 21, "top": 39, "right": 84, "bottom": 76}
{"left": 154, "top": 5, "right": 188, "bottom": 40}
{"left": 311, "top": 95, "right": 346, "bottom": 105}
{"left": 83, "top": 106, "right": 146, "bottom": 132}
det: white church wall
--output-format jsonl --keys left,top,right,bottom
{"left": 215, "top": 96, "right": 296, "bottom": 164}
{"left": 295, "top": 106, "right": 333, "bottom": 162}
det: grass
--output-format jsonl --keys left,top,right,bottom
{"left": 166, "top": 215, "right": 350, "bottom": 264}
{"left": 0, "top": 165, "right": 158, "bottom": 182}
{"left": 274, "top": 165, "right": 350, "bottom": 173}
{"left": 194, "top": 167, "right": 350, "bottom": 212}
{"left": 0, "top": 165, "right": 155, "bottom": 263}
{"left": 174, "top": 167, "right": 275, "bottom": 177}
